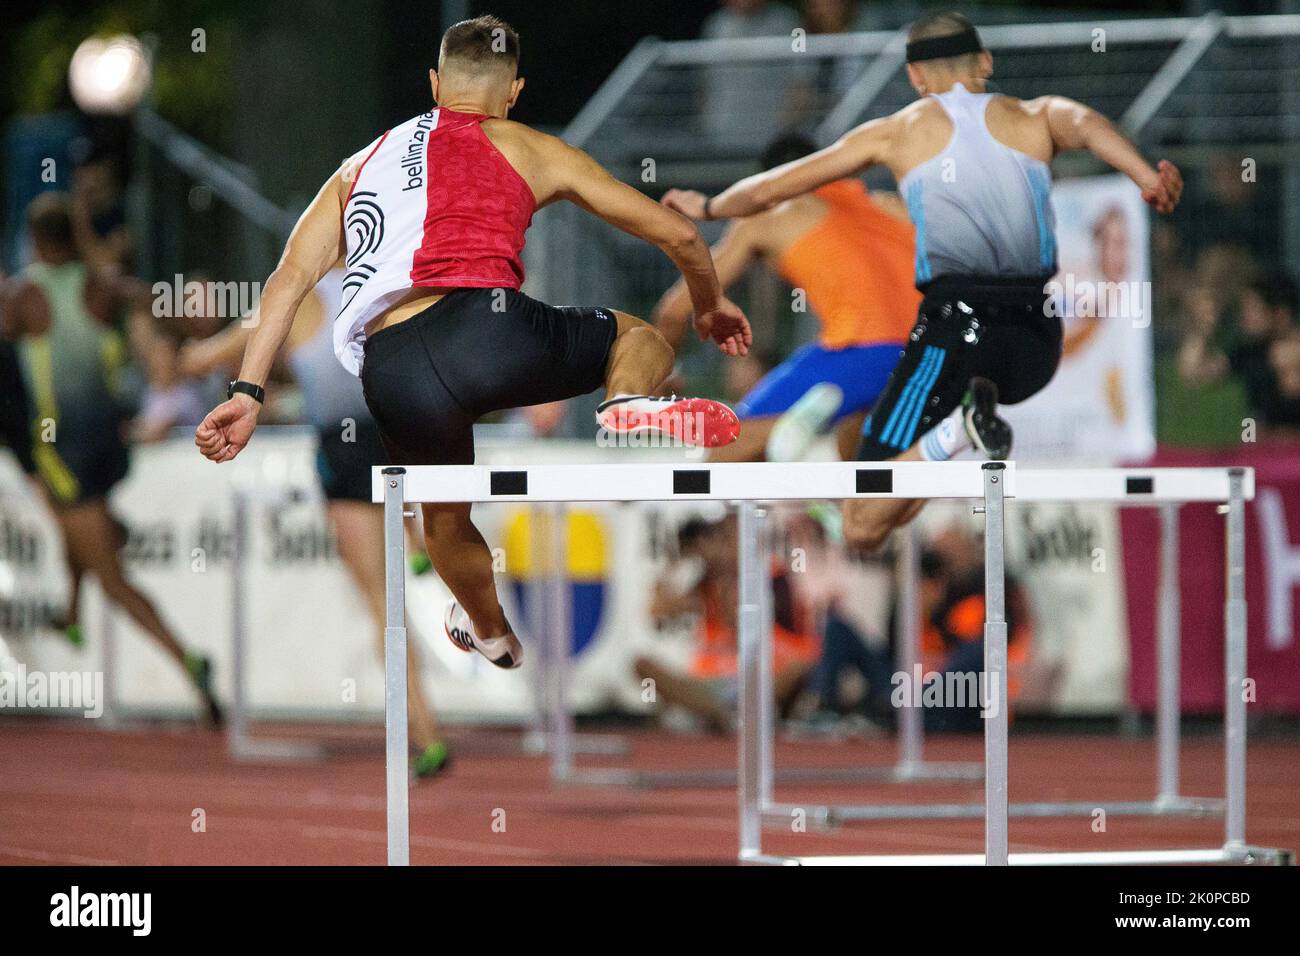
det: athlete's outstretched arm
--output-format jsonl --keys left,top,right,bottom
{"left": 543, "top": 137, "right": 751, "bottom": 356}
{"left": 195, "top": 171, "right": 345, "bottom": 462}
{"left": 1039, "top": 96, "right": 1183, "bottom": 213}
{"left": 663, "top": 117, "right": 894, "bottom": 221}
{"left": 652, "top": 220, "right": 761, "bottom": 350}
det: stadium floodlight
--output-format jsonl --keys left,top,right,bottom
{"left": 68, "top": 34, "right": 151, "bottom": 116}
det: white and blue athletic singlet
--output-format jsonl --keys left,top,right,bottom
{"left": 898, "top": 83, "right": 1057, "bottom": 284}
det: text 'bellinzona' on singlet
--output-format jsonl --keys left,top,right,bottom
{"left": 333, "top": 108, "right": 537, "bottom": 374}
{"left": 897, "top": 83, "right": 1057, "bottom": 287}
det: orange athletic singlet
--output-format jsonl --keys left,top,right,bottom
{"left": 776, "top": 180, "right": 921, "bottom": 349}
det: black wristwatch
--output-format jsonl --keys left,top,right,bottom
{"left": 227, "top": 380, "right": 265, "bottom": 404}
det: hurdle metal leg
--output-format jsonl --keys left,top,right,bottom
{"left": 1224, "top": 469, "right": 1248, "bottom": 850}
{"left": 895, "top": 525, "right": 923, "bottom": 770}
{"left": 547, "top": 503, "right": 574, "bottom": 783}
{"left": 1156, "top": 502, "right": 1181, "bottom": 802}
{"left": 982, "top": 463, "right": 1009, "bottom": 866}
{"left": 894, "top": 524, "right": 984, "bottom": 783}
{"left": 756, "top": 508, "right": 775, "bottom": 807}
{"left": 538, "top": 504, "right": 634, "bottom": 786}
{"left": 738, "top": 501, "right": 764, "bottom": 860}
{"left": 97, "top": 579, "right": 121, "bottom": 728}
{"left": 382, "top": 467, "right": 410, "bottom": 867}
{"left": 757, "top": 521, "right": 981, "bottom": 828}
{"left": 227, "top": 489, "right": 324, "bottom": 762}
{"left": 1153, "top": 503, "right": 1222, "bottom": 813}
{"left": 1210, "top": 470, "right": 1289, "bottom": 865}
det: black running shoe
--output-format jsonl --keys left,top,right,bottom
{"left": 963, "top": 377, "right": 1012, "bottom": 461}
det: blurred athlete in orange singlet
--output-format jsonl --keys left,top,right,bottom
{"left": 654, "top": 134, "right": 919, "bottom": 462}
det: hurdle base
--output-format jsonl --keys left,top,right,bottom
{"left": 556, "top": 760, "right": 987, "bottom": 792}
{"left": 521, "top": 730, "right": 630, "bottom": 758}
{"left": 763, "top": 796, "right": 1225, "bottom": 827}
{"left": 744, "top": 844, "right": 1294, "bottom": 866}
{"left": 229, "top": 736, "right": 329, "bottom": 763}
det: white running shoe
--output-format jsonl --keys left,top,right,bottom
{"left": 765, "top": 383, "right": 844, "bottom": 462}
{"left": 595, "top": 394, "right": 740, "bottom": 447}
{"left": 444, "top": 599, "right": 524, "bottom": 670}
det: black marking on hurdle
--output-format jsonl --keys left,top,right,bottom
{"left": 855, "top": 468, "right": 893, "bottom": 494}
{"left": 673, "top": 470, "right": 710, "bottom": 495}
{"left": 490, "top": 471, "right": 528, "bottom": 496}
{"left": 1126, "top": 476, "right": 1154, "bottom": 495}
{"left": 381, "top": 466, "right": 406, "bottom": 475}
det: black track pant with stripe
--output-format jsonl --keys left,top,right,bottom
{"left": 856, "top": 276, "right": 1063, "bottom": 461}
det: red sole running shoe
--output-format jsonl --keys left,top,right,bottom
{"left": 596, "top": 395, "right": 740, "bottom": 448}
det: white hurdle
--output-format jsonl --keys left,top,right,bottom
{"left": 376, "top": 460, "right": 1003, "bottom": 866}
{"left": 376, "top": 462, "right": 1292, "bottom": 867}
{"left": 743, "top": 467, "right": 1292, "bottom": 865}
{"left": 757, "top": 484, "right": 1224, "bottom": 827}
{"left": 227, "top": 487, "right": 327, "bottom": 762}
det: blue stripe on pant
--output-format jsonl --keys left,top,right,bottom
{"left": 877, "top": 345, "right": 946, "bottom": 450}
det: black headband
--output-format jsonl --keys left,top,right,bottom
{"left": 905, "top": 28, "right": 984, "bottom": 63}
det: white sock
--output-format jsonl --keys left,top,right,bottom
{"left": 918, "top": 406, "right": 971, "bottom": 461}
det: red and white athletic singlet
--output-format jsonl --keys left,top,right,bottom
{"left": 333, "top": 108, "right": 536, "bottom": 374}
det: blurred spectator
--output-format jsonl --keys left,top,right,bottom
{"left": 1183, "top": 156, "right": 1279, "bottom": 257}
{"left": 1178, "top": 270, "right": 1300, "bottom": 436}
{"left": 802, "top": 0, "right": 867, "bottom": 33}
{"left": 69, "top": 154, "right": 132, "bottom": 273}
{"left": 798, "top": 0, "right": 872, "bottom": 99}
{"left": 785, "top": 507, "right": 896, "bottom": 725}
{"left": 131, "top": 322, "right": 211, "bottom": 443}
{"left": 2, "top": 192, "right": 221, "bottom": 722}
{"left": 920, "top": 524, "right": 1031, "bottom": 732}
{"left": 700, "top": 0, "right": 802, "bottom": 150}
{"left": 635, "top": 514, "right": 818, "bottom": 732}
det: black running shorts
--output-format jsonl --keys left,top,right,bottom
{"left": 315, "top": 418, "right": 388, "bottom": 503}
{"left": 31, "top": 408, "right": 130, "bottom": 506}
{"left": 857, "top": 275, "right": 1063, "bottom": 461}
{"left": 360, "top": 288, "right": 618, "bottom": 465}
{"left": 0, "top": 341, "right": 36, "bottom": 475}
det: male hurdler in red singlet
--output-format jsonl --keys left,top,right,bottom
{"left": 195, "top": 16, "right": 752, "bottom": 668}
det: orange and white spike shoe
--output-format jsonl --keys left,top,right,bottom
{"left": 444, "top": 599, "right": 524, "bottom": 670}
{"left": 595, "top": 394, "right": 740, "bottom": 448}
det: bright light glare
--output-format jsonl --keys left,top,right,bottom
{"left": 68, "top": 35, "right": 151, "bottom": 115}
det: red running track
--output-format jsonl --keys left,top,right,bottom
{"left": 0, "top": 719, "right": 1296, "bottom": 865}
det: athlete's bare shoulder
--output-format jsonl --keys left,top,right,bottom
{"left": 478, "top": 118, "right": 559, "bottom": 192}
{"left": 893, "top": 96, "right": 942, "bottom": 125}
{"left": 481, "top": 120, "right": 600, "bottom": 206}
{"left": 985, "top": 94, "right": 1054, "bottom": 162}
{"left": 991, "top": 93, "right": 1048, "bottom": 123}
{"left": 883, "top": 97, "right": 951, "bottom": 176}
{"left": 478, "top": 116, "right": 537, "bottom": 147}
